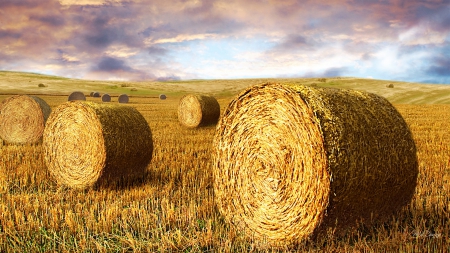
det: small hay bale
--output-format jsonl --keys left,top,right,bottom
{"left": 93, "top": 91, "right": 101, "bottom": 97}
{"left": 68, "top": 91, "right": 86, "bottom": 101}
{"left": 38, "top": 83, "right": 47, "bottom": 87}
{"left": 90, "top": 92, "right": 94, "bottom": 97}
{"left": 43, "top": 101, "right": 153, "bottom": 189}
{"left": 212, "top": 83, "right": 418, "bottom": 248}
{"left": 102, "top": 94, "right": 111, "bottom": 102}
{"left": 386, "top": 83, "right": 394, "bottom": 88}
{"left": 130, "top": 88, "right": 138, "bottom": 91}
{"left": 177, "top": 94, "right": 220, "bottom": 128}
{"left": 118, "top": 94, "right": 129, "bottom": 103}
{"left": 0, "top": 95, "right": 51, "bottom": 144}
{"left": 159, "top": 94, "right": 167, "bottom": 100}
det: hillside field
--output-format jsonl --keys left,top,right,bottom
{"left": 0, "top": 71, "right": 449, "bottom": 252}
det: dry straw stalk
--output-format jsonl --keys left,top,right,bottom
{"left": 0, "top": 95, "right": 51, "bottom": 144}
{"left": 43, "top": 101, "right": 153, "bottom": 189}
{"left": 178, "top": 94, "right": 220, "bottom": 128}
{"left": 212, "top": 83, "right": 418, "bottom": 248}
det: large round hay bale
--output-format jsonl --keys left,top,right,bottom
{"left": 43, "top": 101, "right": 153, "bottom": 189}
{"left": 118, "top": 94, "right": 129, "bottom": 103}
{"left": 0, "top": 95, "right": 51, "bottom": 144}
{"left": 159, "top": 94, "right": 167, "bottom": 100}
{"left": 101, "top": 93, "right": 111, "bottom": 102}
{"left": 68, "top": 91, "right": 86, "bottom": 101}
{"left": 177, "top": 94, "right": 220, "bottom": 128}
{"left": 212, "top": 83, "right": 418, "bottom": 248}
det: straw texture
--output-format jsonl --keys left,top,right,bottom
{"left": 43, "top": 101, "right": 153, "bottom": 189}
{"left": 212, "top": 83, "right": 418, "bottom": 248}
{"left": 102, "top": 94, "right": 111, "bottom": 102}
{"left": 118, "top": 94, "right": 129, "bottom": 103}
{"left": 177, "top": 94, "right": 220, "bottom": 128}
{"left": 0, "top": 95, "right": 51, "bottom": 144}
{"left": 68, "top": 91, "right": 86, "bottom": 101}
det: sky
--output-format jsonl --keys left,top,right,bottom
{"left": 1, "top": 0, "right": 449, "bottom": 83}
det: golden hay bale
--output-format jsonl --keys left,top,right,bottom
{"left": 92, "top": 91, "right": 101, "bottom": 97}
{"left": 0, "top": 95, "right": 51, "bottom": 144}
{"left": 159, "top": 94, "right": 167, "bottom": 100}
{"left": 212, "top": 83, "right": 418, "bottom": 248}
{"left": 102, "top": 93, "right": 111, "bottom": 102}
{"left": 38, "top": 83, "right": 47, "bottom": 87}
{"left": 386, "top": 83, "right": 394, "bottom": 88}
{"left": 43, "top": 101, "right": 153, "bottom": 189}
{"left": 177, "top": 94, "right": 220, "bottom": 128}
{"left": 118, "top": 94, "right": 129, "bottom": 103}
{"left": 68, "top": 91, "right": 86, "bottom": 101}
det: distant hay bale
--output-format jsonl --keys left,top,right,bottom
{"left": 102, "top": 94, "right": 111, "bottom": 102}
{"left": 118, "top": 94, "right": 129, "bottom": 103}
{"left": 38, "top": 83, "right": 47, "bottom": 87}
{"left": 386, "top": 83, "right": 394, "bottom": 88}
{"left": 90, "top": 92, "right": 94, "bottom": 97}
{"left": 212, "top": 83, "right": 418, "bottom": 248}
{"left": 177, "top": 94, "right": 220, "bottom": 128}
{"left": 93, "top": 92, "right": 101, "bottom": 97}
{"left": 159, "top": 94, "right": 167, "bottom": 100}
{"left": 68, "top": 91, "right": 86, "bottom": 101}
{"left": 0, "top": 95, "right": 51, "bottom": 144}
{"left": 130, "top": 88, "right": 138, "bottom": 91}
{"left": 43, "top": 101, "right": 153, "bottom": 189}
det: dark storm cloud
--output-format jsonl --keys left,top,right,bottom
{"left": 427, "top": 56, "right": 450, "bottom": 77}
{"left": 148, "top": 46, "right": 169, "bottom": 56}
{"left": 94, "top": 56, "right": 133, "bottom": 72}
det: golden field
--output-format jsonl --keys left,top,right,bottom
{"left": 0, "top": 73, "right": 450, "bottom": 252}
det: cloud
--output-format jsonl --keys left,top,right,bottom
{"left": 427, "top": 56, "right": 450, "bottom": 77}
{"left": 93, "top": 56, "right": 132, "bottom": 72}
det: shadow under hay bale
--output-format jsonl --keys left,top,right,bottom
{"left": 0, "top": 95, "right": 51, "bottom": 144}
{"left": 43, "top": 101, "right": 153, "bottom": 189}
{"left": 178, "top": 94, "right": 220, "bottom": 128}
{"left": 102, "top": 94, "right": 111, "bottom": 102}
{"left": 118, "top": 94, "right": 129, "bottom": 103}
{"left": 212, "top": 83, "right": 418, "bottom": 248}
{"left": 68, "top": 91, "right": 86, "bottom": 101}
{"left": 159, "top": 94, "right": 167, "bottom": 100}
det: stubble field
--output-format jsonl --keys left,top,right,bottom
{"left": 0, "top": 75, "right": 450, "bottom": 252}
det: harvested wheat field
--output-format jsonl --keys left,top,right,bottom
{"left": 0, "top": 77, "right": 449, "bottom": 252}
{"left": 0, "top": 95, "right": 51, "bottom": 144}
{"left": 43, "top": 101, "right": 153, "bottom": 189}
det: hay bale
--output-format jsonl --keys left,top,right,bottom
{"left": 68, "top": 91, "right": 86, "bottom": 101}
{"left": 90, "top": 92, "right": 94, "bottom": 97}
{"left": 92, "top": 91, "right": 101, "bottom": 97}
{"left": 130, "top": 88, "right": 138, "bottom": 91}
{"left": 0, "top": 95, "right": 51, "bottom": 144}
{"left": 118, "top": 94, "right": 129, "bottom": 103}
{"left": 386, "top": 83, "right": 394, "bottom": 88}
{"left": 212, "top": 83, "right": 418, "bottom": 248}
{"left": 43, "top": 101, "right": 153, "bottom": 189}
{"left": 102, "top": 94, "right": 111, "bottom": 102}
{"left": 177, "top": 94, "right": 220, "bottom": 128}
{"left": 159, "top": 94, "right": 167, "bottom": 100}
{"left": 38, "top": 83, "right": 47, "bottom": 87}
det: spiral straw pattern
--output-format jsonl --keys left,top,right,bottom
{"left": 212, "top": 83, "right": 418, "bottom": 248}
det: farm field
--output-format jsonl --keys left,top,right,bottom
{"left": 0, "top": 72, "right": 450, "bottom": 252}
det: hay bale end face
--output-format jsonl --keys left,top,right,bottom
{"left": 102, "top": 94, "right": 111, "bottom": 102}
{"left": 68, "top": 91, "right": 86, "bottom": 101}
{"left": 0, "top": 95, "right": 51, "bottom": 144}
{"left": 118, "top": 94, "right": 129, "bottom": 103}
{"left": 212, "top": 83, "right": 418, "bottom": 248}
{"left": 43, "top": 101, "right": 153, "bottom": 189}
{"left": 159, "top": 94, "right": 167, "bottom": 100}
{"left": 178, "top": 94, "right": 220, "bottom": 128}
